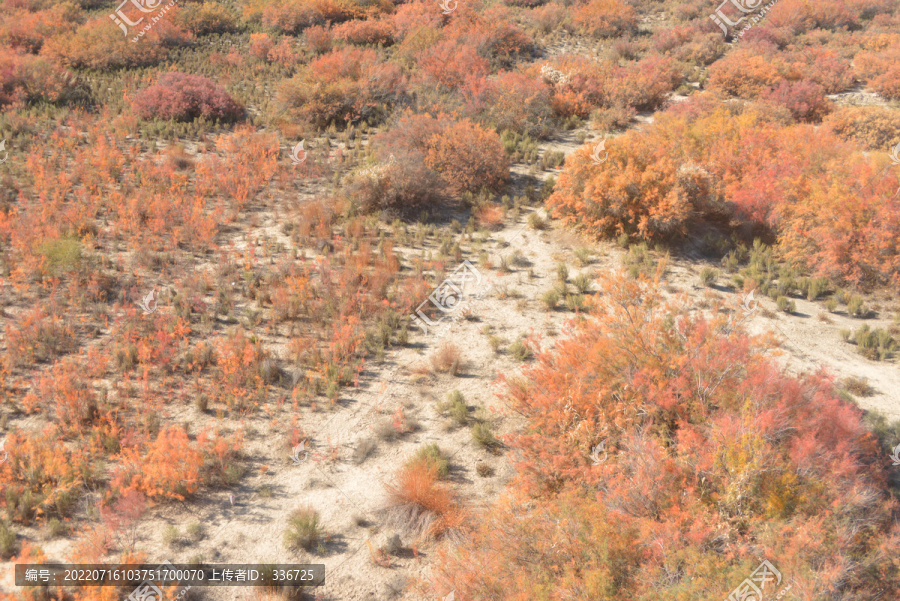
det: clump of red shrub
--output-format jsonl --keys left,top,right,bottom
{"left": 434, "top": 269, "right": 900, "bottom": 599}
{"left": 759, "top": 79, "right": 832, "bottom": 122}
{"left": 132, "top": 72, "right": 243, "bottom": 122}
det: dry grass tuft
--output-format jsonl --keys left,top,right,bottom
{"left": 429, "top": 342, "right": 465, "bottom": 376}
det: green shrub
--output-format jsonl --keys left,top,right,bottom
{"left": 542, "top": 289, "right": 560, "bottom": 310}
{"left": 0, "top": 521, "right": 16, "bottom": 558}
{"left": 37, "top": 236, "right": 82, "bottom": 276}
{"left": 565, "top": 293, "right": 585, "bottom": 312}
{"left": 776, "top": 296, "right": 795, "bottom": 314}
{"left": 408, "top": 443, "right": 449, "bottom": 478}
{"left": 447, "top": 390, "right": 469, "bottom": 426}
{"left": 472, "top": 422, "right": 501, "bottom": 451}
{"left": 508, "top": 338, "right": 533, "bottom": 361}
{"left": 700, "top": 267, "right": 719, "bottom": 287}
{"left": 847, "top": 295, "right": 869, "bottom": 318}
{"left": 284, "top": 506, "right": 323, "bottom": 551}
{"left": 573, "top": 273, "right": 592, "bottom": 294}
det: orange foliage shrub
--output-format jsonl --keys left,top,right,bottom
{"left": 0, "top": 48, "right": 78, "bottom": 106}
{"left": 415, "top": 40, "right": 490, "bottom": 90}
{"left": 652, "top": 24, "right": 726, "bottom": 66}
{"left": 0, "top": 4, "right": 80, "bottom": 53}
{"left": 785, "top": 46, "right": 854, "bottom": 94}
{"left": 707, "top": 46, "right": 790, "bottom": 98}
{"left": 463, "top": 70, "right": 553, "bottom": 138}
{"left": 423, "top": 118, "right": 510, "bottom": 196}
{"left": 453, "top": 6, "right": 534, "bottom": 68}
{"left": 435, "top": 269, "right": 900, "bottom": 599}
{"left": 765, "top": 0, "right": 859, "bottom": 33}
{"left": 4, "top": 306, "right": 77, "bottom": 368}
{"left": 196, "top": 126, "right": 280, "bottom": 212}
{"left": 212, "top": 329, "right": 269, "bottom": 413}
{"left": 0, "top": 427, "right": 90, "bottom": 524}
{"left": 854, "top": 44, "right": 900, "bottom": 100}
{"left": 548, "top": 94, "right": 900, "bottom": 285}
{"left": 277, "top": 46, "right": 403, "bottom": 128}
{"left": 825, "top": 105, "right": 900, "bottom": 150}
{"left": 41, "top": 16, "right": 187, "bottom": 69}
{"left": 541, "top": 54, "right": 681, "bottom": 117}
{"left": 257, "top": 0, "right": 390, "bottom": 33}
{"left": 345, "top": 151, "right": 447, "bottom": 216}
{"left": 331, "top": 18, "right": 394, "bottom": 45}
{"left": 197, "top": 426, "right": 245, "bottom": 484}
{"left": 385, "top": 457, "right": 465, "bottom": 538}
{"left": 526, "top": 2, "right": 567, "bottom": 33}
{"left": 370, "top": 113, "right": 509, "bottom": 199}
{"left": 389, "top": 0, "right": 443, "bottom": 40}
{"left": 571, "top": 0, "right": 638, "bottom": 38}
{"left": 111, "top": 425, "right": 203, "bottom": 501}
{"left": 172, "top": 1, "right": 237, "bottom": 35}
{"left": 249, "top": 31, "right": 274, "bottom": 58}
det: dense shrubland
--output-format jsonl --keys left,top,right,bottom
{"left": 549, "top": 94, "right": 900, "bottom": 287}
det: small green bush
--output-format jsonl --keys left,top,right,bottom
{"left": 508, "top": 339, "right": 533, "bottom": 362}
{"left": 699, "top": 267, "right": 719, "bottom": 287}
{"left": 408, "top": 443, "right": 449, "bottom": 478}
{"left": 0, "top": 520, "right": 15, "bottom": 559}
{"left": 472, "top": 422, "right": 501, "bottom": 451}
{"left": 542, "top": 289, "right": 560, "bottom": 310}
{"left": 284, "top": 506, "right": 323, "bottom": 551}
{"left": 572, "top": 273, "right": 592, "bottom": 294}
{"left": 776, "top": 296, "right": 795, "bottom": 313}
